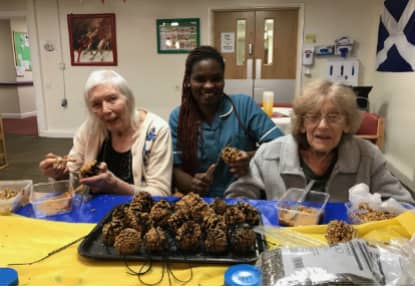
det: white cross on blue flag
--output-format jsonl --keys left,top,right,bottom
{"left": 376, "top": 0, "right": 415, "bottom": 72}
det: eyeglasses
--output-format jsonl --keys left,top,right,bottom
{"left": 303, "top": 112, "right": 344, "bottom": 125}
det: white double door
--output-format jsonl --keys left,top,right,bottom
{"left": 214, "top": 9, "right": 299, "bottom": 104}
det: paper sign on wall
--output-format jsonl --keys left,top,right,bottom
{"left": 221, "top": 32, "right": 235, "bottom": 53}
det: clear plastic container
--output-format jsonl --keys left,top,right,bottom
{"left": 0, "top": 180, "right": 32, "bottom": 214}
{"left": 30, "top": 180, "right": 73, "bottom": 217}
{"left": 345, "top": 201, "right": 414, "bottom": 224}
{"left": 276, "top": 188, "right": 329, "bottom": 226}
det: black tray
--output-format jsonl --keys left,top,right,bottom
{"left": 78, "top": 203, "right": 265, "bottom": 264}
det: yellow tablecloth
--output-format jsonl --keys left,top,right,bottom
{"left": 1, "top": 211, "right": 414, "bottom": 285}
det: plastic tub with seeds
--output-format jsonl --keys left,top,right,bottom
{"left": 0, "top": 180, "right": 32, "bottom": 215}
{"left": 30, "top": 180, "right": 73, "bottom": 217}
{"left": 276, "top": 188, "right": 329, "bottom": 226}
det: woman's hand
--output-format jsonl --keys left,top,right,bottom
{"left": 39, "top": 153, "right": 69, "bottom": 180}
{"left": 228, "top": 150, "right": 251, "bottom": 178}
{"left": 191, "top": 164, "right": 216, "bottom": 196}
{"left": 79, "top": 162, "right": 118, "bottom": 194}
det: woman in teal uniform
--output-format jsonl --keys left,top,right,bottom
{"left": 169, "top": 46, "right": 283, "bottom": 197}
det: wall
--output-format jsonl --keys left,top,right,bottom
{"left": 0, "top": 0, "right": 36, "bottom": 118}
{"left": 28, "top": 0, "right": 380, "bottom": 133}
{"left": 10, "top": 16, "right": 36, "bottom": 116}
{"left": 25, "top": 0, "right": 414, "bottom": 189}
{"left": 0, "top": 19, "right": 19, "bottom": 114}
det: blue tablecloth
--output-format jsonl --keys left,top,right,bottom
{"left": 16, "top": 194, "right": 348, "bottom": 225}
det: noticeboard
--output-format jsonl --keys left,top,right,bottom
{"left": 13, "top": 31, "right": 32, "bottom": 71}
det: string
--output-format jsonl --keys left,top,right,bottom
{"left": 124, "top": 256, "right": 153, "bottom": 276}
{"left": 8, "top": 235, "right": 86, "bottom": 266}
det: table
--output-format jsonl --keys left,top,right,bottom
{"left": 271, "top": 107, "right": 292, "bottom": 134}
{"left": 16, "top": 193, "right": 347, "bottom": 225}
{"left": 4, "top": 195, "right": 414, "bottom": 285}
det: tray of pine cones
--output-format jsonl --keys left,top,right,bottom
{"left": 78, "top": 192, "right": 265, "bottom": 263}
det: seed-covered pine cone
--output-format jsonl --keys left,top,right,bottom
{"left": 205, "top": 227, "right": 228, "bottom": 254}
{"left": 175, "top": 192, "right": 204, "bottom": 214}
{"left": 225, "top": 205, "right": 246, "bottom": 226}
{"left": 230, "top": 224, "right": 257, "bottom": 255}
{"left": 167, "top": 210, "right": 190, "bottom": 234}
{"left": 129, "top": 192, "right": 154, "bottom": 214}
{"left": 102, "top": 221, "right": 125, "bottom": 246}
{"left": 150, "top": 200, "right": 172, "bottom": 227}
{"left": 176, "top": 220, "right": 202, "bottom": 252}
{"left": 236, "top": 202, "right": 260, "bottom": 226}
{"left": 111, "top": 205, "right": 129, "bottom": 226}
{"left": 203, "top": 213, "right": 227, "bottom": 232}
{"left": 79, "top": 160, "right": 101, "bottom": 178}
{"left": 221, "top": 146, "right": 240, "bottom": 165}
{"left": 126, "top": 209, "right": 151, "bottom": 235}
{"left": 144, "top": 226, "right": 168, "bottom": 253}
{"left": 114, "top": 228, "right": 142, "bottom": 255}
{"left": 191, "top": 201, "right": 214, "bottom": 222}
{"left": 325, "top": 220, "right": 356, "bottom": 244}
{"left": 209, "top": 197, "right": 228, "bottom": 215}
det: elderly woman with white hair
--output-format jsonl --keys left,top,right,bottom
{"left": 39, "top": 70, "right": 173, "bottom": 196}
{"left": 225, "top": 79, "right": 414, "bottom": 203}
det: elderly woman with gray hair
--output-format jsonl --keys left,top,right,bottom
{"left": 39, "top": 70, "right": 173, "bottom": 196}
{"left": 225, "top": 79, "right": 413, "bottom": 202}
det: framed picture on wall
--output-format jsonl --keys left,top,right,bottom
{"left": 156, "top": 18, "right": 200, "bottom": 54}
{"left": 67, "top": 13, "right": 117, "bottom": 66}
{"left": 12, "top": 31, "right": 32, "bottom": 71}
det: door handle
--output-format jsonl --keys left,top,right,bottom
{"left": 246, "top": 58, "right": 253, "bottom": 79}
{"left": 248, "top": 43, "right": 253, "bottom": 56}
{"left": 255, "top": 58, "right": 262, "bottom": 79}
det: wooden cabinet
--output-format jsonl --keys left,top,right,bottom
{"left": 0, "top": 116, "right": 7, "bottom": 169}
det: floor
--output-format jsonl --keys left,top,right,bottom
{"left": 0, "top": 134, "right": 72, "bottom": 183}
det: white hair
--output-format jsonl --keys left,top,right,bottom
{"left": 83, "top": 70, "right": 137, "bottom": 135}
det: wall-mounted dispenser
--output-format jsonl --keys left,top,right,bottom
{"left": 326, "top": 58, "right": 359, "bottom": 86}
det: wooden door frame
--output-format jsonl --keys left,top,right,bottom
{"left": 207, "top": 3, "right": 304, "bottom": 99}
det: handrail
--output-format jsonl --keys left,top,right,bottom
{"left": 0, "top": 81, "right": 33, "bottom": 87}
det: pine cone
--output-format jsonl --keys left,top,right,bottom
{"left": 230, "top": 224, "right": 256, "bottom": 255}
{"left": 129, "top": 192, "right": 154, "bottom": 213}
{"left": 150, "top": 199, "right": 172, "bottom": 227}
{"left": 79, "top": 160, "right": 101, "bottom": 177}
{"left": 144, "top": 226, "right": 167, "bottom": 253}
{"left": 205, "top": 227, "right": 228, "bottom": 254}
{"left": 167, "top": 210, "right": 190, "bottom": 234}
{"left": 236, "top": 202, "right": 260, "bottom": 226}
{"left": 209, "top": 197, "right": 228, "bottom": 215}
{"left": 325, "top": 220, "right": 356, "bottom": 244}
{"left": 221, "top": 146, "right": 240, "bottom": 164}
{"left": 176, "top": 221, "right": 202, "bottom": 252}
{"left": 114, "top": 228, "right": 142, "bottom": 255}
{"left": 225, "top": 205, "right": 246, "bottom": 226}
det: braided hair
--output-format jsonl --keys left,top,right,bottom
{"left": 177, "top": 46, "right": 225, "bottom": 174}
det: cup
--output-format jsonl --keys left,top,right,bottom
{"left": 262, "top": 91, "right": 274, "bottom": 117}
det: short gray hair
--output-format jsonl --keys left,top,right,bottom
{"left": 84, "top": 70, "right": 137, "bottom": 134}
{"left": 291, "top": 79, "right": 362, "bottom": 149}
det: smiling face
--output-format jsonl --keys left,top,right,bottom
{"left": 301, "top": 98, "right": 351, "bottom": 154}
{"left": 88, "top": 84, "right": 130, "bottom": 133}
{"left": 189, "top": 58, "right": 225, "bottom": 111}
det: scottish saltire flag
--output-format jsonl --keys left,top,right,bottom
{"left": 376, "top": 0, "right": 415, "bottom": 72}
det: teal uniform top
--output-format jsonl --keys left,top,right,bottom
{"left": 169, "top": 94, "right": 283, "bottom": 197}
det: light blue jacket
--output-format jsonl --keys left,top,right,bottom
{"left": 225, "top": 134, "right": 414, "bottom": 203}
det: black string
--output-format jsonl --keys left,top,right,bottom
{"left": 165, "top": 260, "right": 194, "bottom": 284}
{"left": 137, "top": 259, "right": 166, "bottom": 286}
{"left": 124, "top": 256, "right": 153, "bottom": 276}
{"left": 8, "top": 235, "right": 86, "bottom": 266}
{"left": 124, "top": 254, "right": 194, "bottom": 286}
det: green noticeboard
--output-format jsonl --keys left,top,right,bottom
{"left": 13, "top": 31, "right": 32, "bottom": 71}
